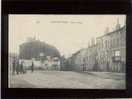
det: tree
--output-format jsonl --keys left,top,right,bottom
{"left": 19, "top": 40, "right": 60, "bottom": 59}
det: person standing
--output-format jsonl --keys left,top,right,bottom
{"left": 31, "top": 61, "right": 34, "bottom": 72}
{"left": 12, "top": 59, "right": 16, "bottom": 75}
{"left": 16, "top": 60, "right": 20, "bottom": 75}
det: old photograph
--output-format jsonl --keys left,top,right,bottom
{"left": 9, "top": 15, "right": 126, "bottom": 89}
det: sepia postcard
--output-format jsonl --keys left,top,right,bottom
{"left": 8, "top": 15, "right": 126, "bottom": 89}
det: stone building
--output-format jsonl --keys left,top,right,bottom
{"left": 96, "top": 23, "right": 126, "bottom": 72}
{"left": 72, "top": 49, "right": 88, "bottom": 71}
{"left": 44, "top": 56, "right": 60, "bottom": 70}
{"left": 68, "top": 20, "right": 126, "bottom": 73}
{"left": 18, "top": 56, "right": 60, "bottom": 70}
{"left": 65, "top": 49, "right": 86, "bottom": 71}
{"left": 68, "top": 40, "right": 98, "bottom": 71}
{"left": 85, "top": 42, "right": 98, "bottom": 71}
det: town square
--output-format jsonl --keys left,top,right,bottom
{"left": 9, "top": 15, "right": 126, "bottom": 89}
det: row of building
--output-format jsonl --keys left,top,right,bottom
{"left": 67, "top": 21, "right": 126, "bottom": 72}
{"left": 9, "top": 38, "right": 61, "bottom": 73}
{"left": 9, "top": 54, "right": 61, "bottom": 73}
{"left": 20, "top": 56, "right": 60, "bottom": 70}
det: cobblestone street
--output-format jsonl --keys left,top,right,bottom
{"left": 9, "top": 71, "right": 126, "bottom": 89}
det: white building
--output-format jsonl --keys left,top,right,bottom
{"left": 19, "top": 56, "right": 60, "bottom": 70}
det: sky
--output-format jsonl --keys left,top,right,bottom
{"left": 9, "top": 15, "right": 126, "bottom": 58}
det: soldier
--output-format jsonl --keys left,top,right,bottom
{"left": 12, "top": 58, "right": 16, "bottom": 75}
{"left": 31, "top": 61, "right": 34, "bottom": 72}
{"left": 16, "top": 60, "right": 20, "bottom": 75}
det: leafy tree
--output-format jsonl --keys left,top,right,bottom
{"left": 19, "top": 40, "right": 60, "bottom": 59}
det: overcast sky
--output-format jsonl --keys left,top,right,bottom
{"left": 9, "top": 15, "right": 126, "bottom": 57}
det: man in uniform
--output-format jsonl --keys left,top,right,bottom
{"left": 31, "top": 61, "right": 34, "bottom": 72}
{"left": 16, "top": 60, "right": 20, "bottom": 75}
{"left": 12, "top": 58, "right": 16, "bottom": 75}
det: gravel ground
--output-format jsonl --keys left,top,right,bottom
{"left": 10, "top": 76, "right": 37, "bottom": 88}
{"left": 9, "top": 71, "right": 126, "bottom": 89}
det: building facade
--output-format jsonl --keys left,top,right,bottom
{"left": 68, "top": 22, "right": 126, "bottom": 73}
{"left": 19, "top": 56, "right": 60, "bottom": 70}
{"left": 68, "top": 44, "right": 97, "bottom": 72}
{"left": 96, "top": 25, "right": 126, "bottom": 72}
{"left": 72, "top": 49, "right": 87, "bottom": 71}
{"left": 85, "top": 43, "right": 98, "bottom": 71}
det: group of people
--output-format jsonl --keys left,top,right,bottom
{"left": 12, "top": 60, "right": 25, "bottom": 75}
{"left": 12, "top": 59, "right": 34, "bottom": 75}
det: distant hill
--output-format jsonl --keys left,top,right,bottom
{"left": 19, "top": 40, "right": 60, "bottom": 59}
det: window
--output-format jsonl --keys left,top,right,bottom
{"left": 100, "top": 40, "right": 101, "bottom": 49}
{"left": 108, "top": 40, "right": 110, "bottom": 48}
{"left": 87, "top": 57, "right": 89, "bottom": 61}
{"left": 110, "top": 39, "right": 112, "bottom": 48}
{"left": 112, "top": 39, "right": 114, "bottom": 47}
{"left": 105, "top": 40, "right": 107, "bottom": 48}
{"left": 104, "top": 40, "right": 105, "bottom": 48}
{"left": 107, "top": 40, "right": 109, "bottom": 48}
{"left": 113, "top": 39, "right": 116, "bottom": 47}
{"left": 115, "top": 50, "right": 120, "bottom": 56}
{"left": 117, "top": 38, "right": 120, "bottom": 46}
{"left": 102, "top": 39, "right": 103, "bottom": 48}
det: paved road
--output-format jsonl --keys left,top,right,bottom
{"left": 9, "top": 71, "right": 125, "bottom": 89}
